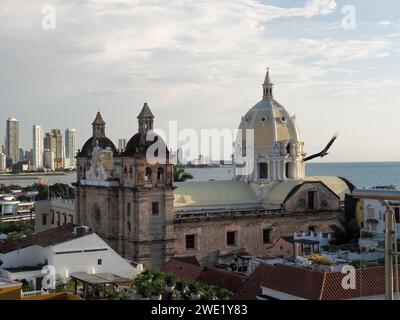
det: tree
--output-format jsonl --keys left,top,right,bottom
{"left": 173, "top": 166, "right": 194, "bottom": 182}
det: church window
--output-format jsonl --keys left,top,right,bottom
{"left": 259, "top": 163, "right": 268, "bottom": 179}
{"left": 152, "top": 202, "right": 159, "bottom": 216}
{"left": 145, "top": 168, "right": 152, "bottom": 182}
{"left": 186, "top": 234, "right": 196, "bottom": 250}
{"left": 308, "top": 191, "right": 316, "bottom": 210}
{"left": 227, "top": 231, "right": 236, "bottom": 246}
{"left": 42, "top": 214, "right": 47, "bottom": 226}
{"left": 63, "top": 213, "right": 67, "bottom": 225}
{"left": 157, "top": 168, "right": 164, "bottom": 182}
{"left": 263, "top": 228, "right": 272, "bottom": 244}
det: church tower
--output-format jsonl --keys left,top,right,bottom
{"left": 234, "top": 69, "right": 306, "bottom": 182}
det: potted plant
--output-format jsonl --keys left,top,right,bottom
{"left": 139, "top": 282, "right": 152, "bottom": 300}
{"left": 216, "top": 288, "right": 233, "bottom": 300}
{"left": 189, "top": 282, "right": 202, "bottom": 300}
{"left": 165, "top": 274, "right": 177, "bottom": 293}
{"left": 151, "top": 279, "right": 165, "bottom": 300}
{"left": 175, "top": 278, "right": 188, "bottom": 294}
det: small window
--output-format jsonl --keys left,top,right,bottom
{"left": 42, "top": 214, "right": 47, "bottom": 226}
{"left": 395, "top": 207, "right": 400, "bottom": 223}
{"left": 227, "top": 231, "right": 236, "bottom": 246}
{"left": 57, "top": 212, "right": 61, "bottom": 226}
{"left": 152, "top": 202, "right": 159, "bottom": 216}
{"left": 263, "top": 229, "right": 272, "bottom": 244}
{"left": 186, "top": 234, "right": 196, "bottom": 250}
{"left": 259, "top": 163, "right": 268, "bottom": 179}
{"left": 51, "top": 210, "right": 55, "bottom": 224}
{"left": 63, "top": 213, "right": 67, "bottom": 225}
{"left": 127, "top": 221, "right": 131, "bottom": 232}
{"left": 97, "top": 259, "right": 102, "bottom": 265}
{"left": 308, "top": 191, "right": 316, "bottom": 210}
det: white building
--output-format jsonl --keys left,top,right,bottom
{"left": 65, "top": 129, "right": 76, "bottom": 168}
{"left": 0, "top": 153, "right": 6, "bottom": 172}
{"left": 359, "top": 198, "right": 400, "bottom": 249}
{"left": 118, "top": 138, "right": 127, "bottom": 152}
{"left": 33, "top": 125, "right": 44, "bottom": 170}
{"left": 0, "top": 224, "right": 142, "bottom": 290}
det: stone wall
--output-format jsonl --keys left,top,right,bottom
{"left": 173, "top": 211, "right": 341, "bottom": 267}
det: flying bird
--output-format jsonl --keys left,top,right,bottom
{"left": 304, "top": 134, "right": 338, "bottom": 162}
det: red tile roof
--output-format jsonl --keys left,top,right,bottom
{"left": 233, "top": 264, "right": 275, "bottom": 300}
{"left": 161, "top": 258, "right": 247, "bottom": 293}
{"left": 234, "top": 263, "right": 400, "bottom": 300}
{"left": 0, "top": 224, "right": 92, "bottom": 254}
{"left": 161, "top": 259, "right": 203, "bottom": 282}
{"left": 197, "top": 267, "right": 247, "bottom": 293}
{"left": 172, "top": 256, "right": 201, "bottom": 267}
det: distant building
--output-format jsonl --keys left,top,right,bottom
{"left": 35, "top": 199, "right": 76, "bottom": 232}
{"left": 33, "top": 125, "right": 44, "bottom": 169}
{"left": 0, "top": 153, "right": 6, "bottom": 172}
{"left": 5, "top": 118, "right": 20, "bottom": 166}
{"left": 118, "top": 138, "right": 127, "bottom": 152}
{"left": 65, "top": 129, "right": 76, "bottom": 168}
{"left": 0, "top": 224, "right": 142, "bottom": 290}
{"left": 43, "top": 149, "right": 55, "bottom": 170}
{"left": 44, "top": 129, "right": 63, "bottom": 169}
{"left": 356, "top": 197, "right": 400, "bottom": 249}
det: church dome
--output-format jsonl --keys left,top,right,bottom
{"left": 124, "top": 103, "right": 170, "bottom": 158}
{"left": 239, "top": 69, "right": 300, "bottom": 150}
{"left": 78, "top": 136, "right": 118, "bottom": 157}
{"left": 77, "top": 112, "right": 118, "bottom": 157}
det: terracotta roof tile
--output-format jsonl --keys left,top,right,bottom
{"left": 197, "top": 268, "right": 247, "bottom": 293}
{"left": 234, "top": 263, "right": 400, "bottom": 300}
{"left": 161, "top": 259, "right": 203, "bottom": 282}
{"left": 233, "top": 264, "right": 275, "bottom": 300}
{"left": 161, "top": 258, "right": 247, "bottom": 293}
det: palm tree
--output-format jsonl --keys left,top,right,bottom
{"left": 173, "top": 166, "right": 193, "bottom": 182}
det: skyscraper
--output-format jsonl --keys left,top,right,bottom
{"left": 65, "top": 128, "right": 76, "bottom": 166}
{"left": 33, "top": 125, "right": 44, "bottom": 169}
{"left": 6, "top": 118, "right": 20, "bottom": 165}
{"left": 118, "top": 138, "right": 127, "bottom": 152}
{"left": 44, "top": 129, "right": 63, "bottom": 169}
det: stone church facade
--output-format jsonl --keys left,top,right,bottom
{"left": 75, "top": 71, "right": 352, "bottom": 269}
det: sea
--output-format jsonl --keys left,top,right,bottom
{"left": 1, "top": 162, "right": 400, "bottom": 189}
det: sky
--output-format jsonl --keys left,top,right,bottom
{"left": 0, "top": 0, "right": 399, "bottom": 162}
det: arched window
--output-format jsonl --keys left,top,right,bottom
{"left": 157, "top": 168, "right": 164, "bottom": 182}
{"left": 145, "top": 167, "right": 152, "bottom": 182}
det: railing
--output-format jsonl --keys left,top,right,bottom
{"left": 21, "top": 290, "right": 49, "bottom": 297}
